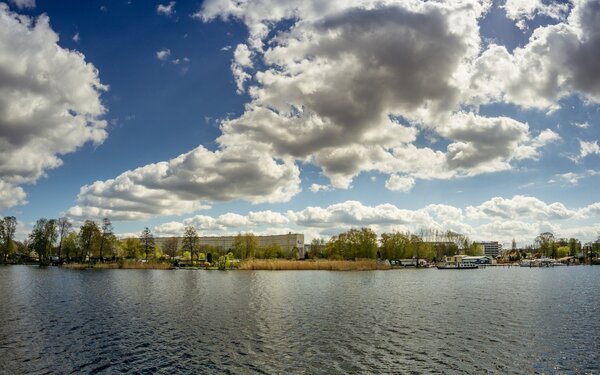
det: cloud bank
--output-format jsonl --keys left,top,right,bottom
{"left": 0, "top": 4, "right": 107, "bottom": 210}
{"left": 148, "top": 195, "right": 600, "bottom": 246}
{"left": 65, "top": 0, "right": 599, "bottom": 220}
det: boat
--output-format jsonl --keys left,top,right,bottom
{"left": 436, "top": 255, "right": 479, "bottom": 269}
{"left": 436, "top": 262, "right": 479, "bottom": 269}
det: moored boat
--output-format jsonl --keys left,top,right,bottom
{"left": 436, "top": 254, "right": 480, "bottom": 269}
{"left": 436, "top": 262, "right": 479, "bottom": 269}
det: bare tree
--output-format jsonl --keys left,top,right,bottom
{"left": 57, "top": 217, "right": 72, "bottom": 261}
{"left": 98, "top": 218, "right": 113, "bottom": 262}
{"left": 163, "top": 237, "right": 179, "bottom": 259}
{"left": 182, "top": 226, "right": 199, "bottom": 263}
{"left": 1, "top": 216, "right": 17, "bottom": 263}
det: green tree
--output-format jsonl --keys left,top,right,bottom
{"left": 182, "top": 226, "right": 199, "bottom": 263}
{"left": 62, "top": 231, "right": 78, "bottom": 262}
{"left": 380, "top": 232, "right": 410, "bottom": 259}
{"left": 557, "top": 246, "right": 570, "bottom": 258}
{"left": 140, "top": 227, "right": 155, "bottom": 261}
{"left": 1, "top": 216, "right": 17, "bottom": 263}
{"left": 309, "top": 238, "right": 326, "bottom": 259}
{"left": 325, "top": 228, "right": 378, "bottom": 260}
{"left": 259, "top": 243, "right": 284, "bottom": 259}
{"left": 233, "top": 233, "right": 258, "bottom": 260}
{"left": 465, "top": 243, "right": 483, "bottom": 256}
{"left": 217, "top": 252, "right": 235, "bottom": 270}
{"left": 535, "top": 232, "right": 555, "bottom": 258}
{"left": 120, "top": 237, "right": 141, "bottom": 259}
{"left": 78, "top": 220, "right": 101, "bottom": 263}
{"left": 29, "top": 218, "right": 58, "bottom": 266}
{"left": 568, "top": 238, "right": 581, "bottom": 257}
{"left": 56, "top": 217, "right": 72, "bottom": 261}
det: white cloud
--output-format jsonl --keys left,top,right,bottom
{"left": 578, "top": 140, "right": 600, "bottom": 159}
{"left": 0, "top": 180, "right": 27, "bottom": 209}
{"left": 9, "top": 0, "right": 35, "bottom": 9}
{"left": 573, "top": 121, "right": 590, "bottom": 129}
{"left": 231, "top": 44, "right": 253, "bottom": 93}
{"left": 385, "top": 175, "right": 415, "bottom": 192}
{"left": 156, "top": 48, "right": 171, "bottom": 61}
{"left": 502, "top": 0, "right": 570, "bottom": 29}
{"left": 471, "top": 0, "right": 600, "bottom": 109}
{"left": 67, "top": 145, "right": 301, "bottom": 220}
{"left": 72, "top": 32, "right": 80, "bottom": 42}
{"left": 309, "top": 183, "right": 333, "bottom": 193}
{"left": 157, "top": 1, "right": 176, "bottom": 16}
{"left": 549, "top": 170, "right": 600, "bottom": 186}
{"left": 69, "top": 0, "right": 595, "bottom": 220}
{"left": 0, "top": 5, "right": 107, "bottom": 210}
{"left": 466, "top": 195, "right": 577, "bottom": 221}
{"left": 145, "top": 196, "right": 600, "bottom": 244}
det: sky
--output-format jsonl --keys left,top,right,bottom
{"left": 1, "top": 0, "right": 599, "bottom": 247}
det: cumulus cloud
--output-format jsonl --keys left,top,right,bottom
{"left": 466, "top": 195, "right": 577, "bottom": 221}
{"left": 157, "top": 1, "right": 176, "bottom": 16}
{"left": 69, "top": 0, "right": 590, "bottom": 220}
{"left": 309, "top": 183, "right": 333, "bottom": 193}
{"left": 68, "top": 145, "right": 301, "bottom": 220}
{"left": 156, "top": 48, "right": 171, "bottom": 61}
{"left": 147, "top": 196, "right": 600, "bottom": 244}
{"left": 9, "top": 0, "right": 35, "bottom": 9}
{"left": 0, "top": 180, "right": 27, "bottom": 209}
{"left": 470, "top": 0, "right": 600, "bottom": 109}
{"left": 0, "top": 5, "right": 107, "bottom": 210}
{"left": 502, "top": 0, "right": 570, "bottom": 29}
{"left": 578, "top": 140, "right": 600, "bottom": 159}
{"left": 385, "top": 175, "right": 415, "bottom": 192}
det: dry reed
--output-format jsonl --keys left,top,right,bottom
{"left": 238, "top": 259, "right": 391, "bottom": 271}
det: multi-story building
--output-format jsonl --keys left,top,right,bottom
{"left": 475, "top": 241, "right": 502, "bottom": 258}
{"left": 156, "top": 233, "right": 305, "bottom": 257}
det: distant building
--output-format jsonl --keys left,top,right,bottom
{"left": 476, "top": 241, "right": 502, "bottom": 258}
{"left": 155, "top": 233, "right": 304, "bottom": 257}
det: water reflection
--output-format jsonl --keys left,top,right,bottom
{"left": 0, "top": 266, "right": 598, "bottom": 374}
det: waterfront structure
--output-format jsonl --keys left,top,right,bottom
{"left": 476, "top": 241, "right": 501, "bottom": 257}
{"left": 462, "top": 256, "right": 493, "bottom": 265}
{"left": 156, "top": 233, "right": 305, "bottom": 257}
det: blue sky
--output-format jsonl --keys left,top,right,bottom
{"left": 1, "top": 0, "right": 599, "bottom": 246}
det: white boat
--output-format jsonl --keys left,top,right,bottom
{"left": 436, "top": 262, "right": 478, "bottom": 270}
{"left": 437, "top": 255, "right": 479, "bottom": 269}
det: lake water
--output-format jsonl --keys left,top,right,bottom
{"left": 0, "top": 265, "right": 598, "bottom": 374}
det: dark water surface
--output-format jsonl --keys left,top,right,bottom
{"left": 0, "top": 266, "right": 598, "bottom": 374}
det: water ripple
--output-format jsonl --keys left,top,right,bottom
{"left": 0, "top": 266, "right": 598, "bottom": 374}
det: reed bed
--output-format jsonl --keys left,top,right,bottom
{"left": 239, "top": 259, "right": 391, "bottom": 271}
{"left": 62, "top": 261, "right": 173, "bottom": 270}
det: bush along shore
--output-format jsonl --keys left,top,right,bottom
{"left": 238, "top": 259, "right": 391, "bottom": 271}
{"left": 62, "top": 260, "right": 174, "bottom": 270}
{"left": 60, "top": 259, "right": 391, "bottom": 271}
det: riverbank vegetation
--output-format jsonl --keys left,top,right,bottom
{"left": 1, "top": 215, "right": 599, "bottom": 268}
{"left": 239, "top": 259, "right": 390, "bottom": 271}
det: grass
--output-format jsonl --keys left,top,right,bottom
{"left": 62, "top": 261, "right": 173, "bottom": 270}
{"left": 238, "top": 259, "right": 391, "bottom": 271}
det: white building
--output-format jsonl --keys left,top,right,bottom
{"left": 156, "top": 233, "right": 304, "bottom": 256}
{"left": 476, "top": 241, "right": 502, "bottom": 257}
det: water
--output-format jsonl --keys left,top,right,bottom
{"left": 0, "top": 266, "right": 598, "bottom": 374}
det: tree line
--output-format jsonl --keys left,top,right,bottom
{"left": 308, "top": 228, "right": 483, "bottom": 262}
{"left": 1, "top": 215, "right": 599, "bottom": 265}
